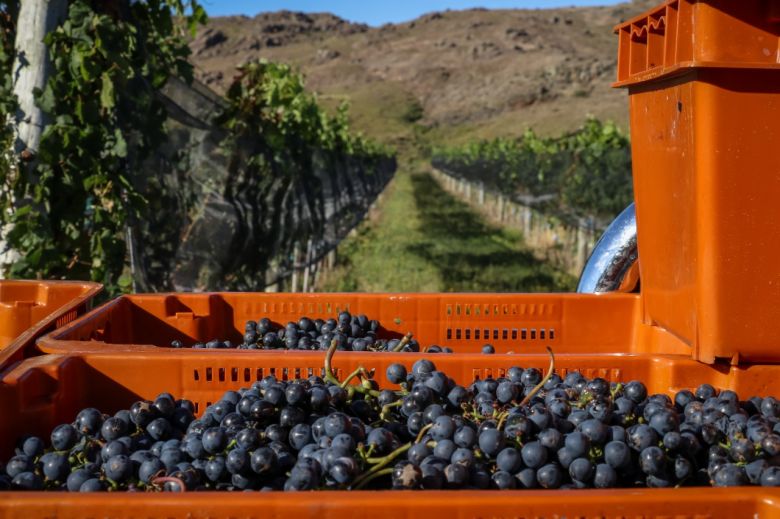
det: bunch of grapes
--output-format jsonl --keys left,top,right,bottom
{"left": 172, "top": 311, "right": 451, "bottom": 353}
{"left": 4, "top": 345, "right": 780, "bottom": 491}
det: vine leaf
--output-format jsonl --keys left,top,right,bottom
{"left": 35, "top": 85, "right": 56, "bottom": 113}
{"left": 100, "top": 73, "right": 114, "bottom": 110}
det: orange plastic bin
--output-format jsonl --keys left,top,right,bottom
{"left": 614, "top": 0, "right": 780, "bottom": 364}
{"left": 0, "top": 280, "right": 101, "bottom": 370}
{"left": 2, "top": 350, "right": 780, "bottom": 517}
{"left": 34, "top": 291, "right": 647, "bottom": 355}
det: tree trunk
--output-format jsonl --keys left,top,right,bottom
{"left": 0, "top": 0, "right": 67, "bottom": 273}
{"left": 11, "top": 0, "right": 67, "bottom": 157}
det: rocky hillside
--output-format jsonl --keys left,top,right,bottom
{"left": 190, "top": 1, "right": 655, "bottom": 145}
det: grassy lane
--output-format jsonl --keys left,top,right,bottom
{"left": 318, "top": 164, "right": 575, "bottom": 292}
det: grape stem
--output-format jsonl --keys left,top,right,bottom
{"left": 496, "top": 411, "right": 510, "bottom": 431}
{"left": 517, "top": 347, "right": 556, "bottom": 408}
{"left": 351, "top": 442, "right": 412, "bottom": 489}
{"left": 151, "top": 475, "right": 187, "bottom": 492}
{"left": 324, "top": 339, "right": 341, "bottom": 385}
{"left": 353, "top": 467, "right": 393, "bottom": 490}
{"left": 340, "top": 366, "right": 371, "bottom": 389}
{"left": 415, "top": 423, "right": 433, "bottom": 444}
{"left": 325, "top": 338, "right": 381, "bottom": 397}
{"left": 391, "top": 332, "right": 414, "bottom": 352}
{"left": 379, "top": 400, "right": 403, "bottom": 421}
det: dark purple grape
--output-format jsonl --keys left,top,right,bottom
{"left": 628, "top": 424, "right": 658, "bottom": 452}
{"left": 51, "top": 423, "right": 79, "bottom": 450}
{"left": 496, "top": 447, "right": 522, "bottom": 473}
{"left": 40, "top": 452, "right": 69, "bottom": 482}
{"left": 420, "top": 463, "right": 444, "bottom": 489}
{"left": 760, "top": 466, "right": 780, "bottom": 486}
{"left": 537, "top": 428, "right": 563, "bottom": 450}
{"left": 367, "top": 427, "right": 394, "bottom": 455}
{"left": 446, "top": 386, "right": 469, "bottom": 409}
{"left": 496, "top": 380, "right": 520, "bottom": 404}
{"left": 696, "top": 384, "right": 717, "bottom": 401}
{"left": 146, "top": 418, "right": 172, "bottom": 441}
{"left": 593, "top": 463, "right": 617, "bottom": 488}
{"left": 202, "top": 427, "right": 227, "bottom": 454}
{"left": 12, "top": 472, "right": 43, "bottom": 490}
{"left": 330, "top": 457, "right": 358, "bottom": 484}
{"left": 624, "top": 381, "right": 647, "bottom": 404}
{"left": 447, "top": 448, "right": 472, "bottom": 468}
{"left": 407, "top": 443, "right": 432, "bottom": 466}
{"left": 104, "top": 454, "right": 132, "bottom": 482}
{"left": 66, "top": 468, "right": 94, "bottom": 492}
{"left": 477, "top": 428, "right": 505, "bottom": 457}
{"left": 411, "top": 359, "right": 436, "bottom": 379}
{"left": 536, "top": 463, "right": 563, "bottom": 489}
{"left": 5, "top": 455, "right": 33, "bottom": 478}
{"left": 250, "top": 447, "right": 277, "bottom": 477}
{"left": 564, "top": 431, "right": 590, "bottom": 458}
{"left": 490, "top": 470, "right": 515, "bottom": 489}
{"left": 639, "top": 446, "right": 667, "bottom": 477}
{"left": 431, "top": 416, "right": 455, "bottom": 441}
{"left": 279, "top": 406, "right": 306, "bottom": 428}
{"left": 521, "top": 441, "right": 547, "bottom": 469}
{"left": 433, "top": 439, "right": 455, "bottom": 460}
{"left": 324, "top": 413, "right": 351, "bottom": 438}
{"left": 225, "top": 448, "right": 251, "bottom": 475}
{"left": 569, "top": 457, "right": 595, "bottom": 483}
{"left": 712, "top": 463, "right": 748, "bottom": 487}
{"left": 604, "top": 440, "right": 631, "bottom": 469}
{"left": 649, "top": 410, "right": 680, "bottom": 436}
{"left": 289, "top": 424, "right": 313, "bottom": 451}
{"left": 744, "top": 459, "right": 768, "bottom": 485}
{"left": 75, "top": 408, "right": 103, "bottom": 436}
{"left": 443, "top": 463, "right": 469, "bottom": 488}
{"left": 579, "top": 419, "right": 609, "bottom": 444}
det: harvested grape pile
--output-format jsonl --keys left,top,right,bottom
{"left": 3, "top": 346, "right": 780, "bottom": 492}
{"left": 172, "top": 311, "right": 464, "bottom": 353}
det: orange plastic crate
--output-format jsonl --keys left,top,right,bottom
{"left": 34, "top": 292, "right": 656, "bottom": 355}
{"left": 2, "top": 350, "right": 780, "bottom": 517}
{"left": 614, "top": 1, "right": 780, "bottom": 364}
{"left": 0, "top": 280, "right": 101, "bottom": 370}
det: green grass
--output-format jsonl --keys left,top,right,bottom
{"left": 318, "top": 163, "right": 575, "bottom": 292}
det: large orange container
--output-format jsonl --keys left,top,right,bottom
{"left": 0, "top": 280, "right": 101, "bottom": 370}
{"left": 35, "top": 292, "right": 650, "bottom": 355}
{"left": 614, "top": 0, "right": 780, "bottom": 364}
{"left": 1, "top": 350, "right": 780, "bottom": 517}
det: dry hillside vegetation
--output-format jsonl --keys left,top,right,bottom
{"left": 190, "top": 1, "right": 655, "bottom": 144}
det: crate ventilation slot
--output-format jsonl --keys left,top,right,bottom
{"left": 446, "top": 302, "right": 555, "bottom": 317}
{"left": 446, "top": 327, "right": 555, "bottom": 341}
{"left": 193, "top": 366, "right": 337, "bottom": 383}
{"left": 260, "top": 301, "right": 351, "bottom": 316}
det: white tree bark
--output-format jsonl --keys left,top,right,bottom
{"left": 11, "top": 0, "right": 67, "bottom": 156}
{"left": 1, "top": 0, "right": 67, "bottom": 273}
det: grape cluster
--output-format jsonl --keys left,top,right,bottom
{"left": 4, "top": 349, "right": 780, "bottom": 492}
{"left": 171, "top": 311, "right": 463, "bottom": 353}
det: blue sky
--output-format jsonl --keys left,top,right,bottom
{"left": 201, "top": 1, "right": 624, "bottom": 26}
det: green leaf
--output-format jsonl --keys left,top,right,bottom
{"left": 117, "top": 273, "right": 133, "bottom": 289}
{"left": 100, "top": 73, "right": 114, "bottom": 110}
{"left": 112, "top": 129, "right": 127, "bottom": 158}
{"left": 35, "top": 85, "right": 57, "bottom": 113}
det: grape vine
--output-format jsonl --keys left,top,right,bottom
{"left": 0, "top": 0, "right": 206, "bottom": 294}
{"left": 212, "top": 59, "right": 393, "bottom": 290}
{"left": 431, "top": 119, "right": 633, "bottom": 219}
